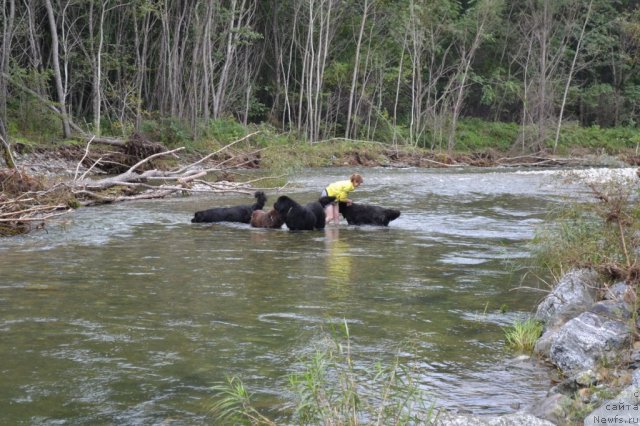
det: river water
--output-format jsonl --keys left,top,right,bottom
{"left": 0, "top": 166, "right": 611, "bottom": 424}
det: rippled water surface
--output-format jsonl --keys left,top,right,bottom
{"left": 0, "top": 167, "right": 606, "bottom": 423}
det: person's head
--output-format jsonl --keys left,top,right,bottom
{"left": 350, "top": 173, "right": 363, "bottom": 188}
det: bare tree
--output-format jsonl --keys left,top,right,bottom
{"left": 295, "top": 0, "right": 343, "bottom": 142}
{"left": 553, "top": 0, "right": 593, "bottom": 151}
{"left": 44, "top": 0, "right": 72, "bottom": 138}
{"left": 345, "top": 0, "right": 372, "bottom": 139}
{"left": 406, "top": 0, "right": 457, "bottom": 148}
{"left": 447, "top": 0, "right": 500, "bottom": 152}
{"left": 0, "top": 0, "right": 16, "bottom": 167}
{"left": 513, "top": 0, "right": 583, "bottom": 151}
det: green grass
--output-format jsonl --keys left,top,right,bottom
{"left": 6, "top": 111, "right": 640, "bottom": 159}
{"left": 455, "top": 118, "right": 519, "bottom": 152}
{"left": 504, "top": 318, "right": 544, "bottom": 352}
{"left": 553, "top": 122, "right": 640, "bottom": 154}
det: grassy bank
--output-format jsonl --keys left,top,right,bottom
{"left": 6, "top": 117, "right": 640, "bottom": 173}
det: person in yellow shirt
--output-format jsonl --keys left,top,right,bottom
{"left": 321, "top": 173, "right": 363, "bottom": 225}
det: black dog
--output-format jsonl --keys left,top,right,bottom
{"left": 305, "top": 196, "right": 336, "bottom": 230}
{"left": 338, "top": 201, "right": 400, "bottom": 226}
{"left": 273, "top": 195, "right": 335, "bottom": 231}
{"left": 191, "top": 191, "right": 267, "bottom": 223}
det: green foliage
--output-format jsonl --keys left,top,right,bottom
{"left": 288, "top": 321, "right": 436, "bottom": 425}
{"left": 504, "top": 318, "right": 543, "bottom": 352}
{"left": 553, "top": 124, "right": 640, "bottom": 155}
{"left": 5, "top": 68, "right": 60, "bottom": 142}
{"left": 209, "top": 377, "right": 276, "bottom": 426}
{"left": 140, "top": 117, "right": 192, "bottom": 147}
{"left": 204, "top": 117, "right": 249, "bottom": 145}
{"left": 455, "top": 118, "right": 518, "bottom": 151}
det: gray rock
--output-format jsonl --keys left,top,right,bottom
{"left": 589, "top": 300, "right": 632, "bottom": 321}
{"left": 603, "top": 282, "right": 629, "bottom": 301}
{"left": 535, "top": 269, "right": 600, "bottom": 325}
{"left": 527, "top": 392, "right": 573, "bottom": 424}
{"left": 535, "top": 327, "right": 560, "bottom": 358}
{"left": 549, "top": 312, "right": 630, "bottom": 373}
{"left": 584, "top": 385, "right": 640, "bottom": 426}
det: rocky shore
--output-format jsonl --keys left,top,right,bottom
{"left": 527, "top": 268, "right": 639, "bottom": 425}
{"left": 436, "top": 268, "right": 639, "bottom": 425}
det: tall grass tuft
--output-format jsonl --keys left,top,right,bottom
{"left": 504, "top": 318, "right": 544, "bottom": 352}
{"left": 287, "top": 320, "right": 436, "bottom": 425}
{"left": 208, "top": 320, "right": 437, "bottom": 425}
{"left": 209, "top": 376, "right": 276, "bottom": 426}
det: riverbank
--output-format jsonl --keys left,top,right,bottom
{"left": 525, "top": 268, "right": 640, "bottom": 425}
{"left": 8, "top": 137, "right": 640, "bottom": 178}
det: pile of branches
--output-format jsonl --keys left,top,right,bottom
{"left": 0, "top": 131, "right": 276, "bottom": 236}
{"left": 0, "top": 169, "right": 72, "bottom": 236}
{"left": 71, "top": 131, "right": 266, "bottom": 205}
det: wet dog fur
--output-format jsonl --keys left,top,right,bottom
{"left": 191, "top": 191, "right": 267, "bottom": 223}
{"left": 338, "top": 201, "right": 400, "bottom": 226}
{"left": 250, "top": 208, "right": 285, "bottom": 228}
{"left": 273, "top": 195, "right": 335, "bottom": 231}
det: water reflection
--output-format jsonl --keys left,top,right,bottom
{"left": 324, "top": 226, "right": 352, "bottom": 285}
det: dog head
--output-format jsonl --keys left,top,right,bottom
{"left": 273, "top": 195, "right": 296, "bottom": 215}
{"left": 252, "top": 191, "right": 267, "bottom": 210}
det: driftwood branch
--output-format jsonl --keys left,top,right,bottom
{"left": 70, "top": 132, "right": 270, "bottom": 205}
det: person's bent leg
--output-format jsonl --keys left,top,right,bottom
{"left": 325, "top": 204, "right": 334, "bottom": 224}
{"left": 331, "top": 203, "right": 340, "bottom": 224}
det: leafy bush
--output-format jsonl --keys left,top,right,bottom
{"left": 553, "top": 124, "right": 640, "bottom": 154}
{"left": 140, "top": 117, "right": 192, "bottom": 147}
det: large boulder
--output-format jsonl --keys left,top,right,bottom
{"left": 535, "top": 268, "right": 600, "bottom": 326}
{"left": 549, "top": 312, "right": 630, "bottom": 373}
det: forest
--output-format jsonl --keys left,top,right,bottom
{"left": 0, "top": 0, "right": 639, "bottom": 160}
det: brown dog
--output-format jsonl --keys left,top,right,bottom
{"left": 250, "top": 209, "right": 285, "bottom": 228}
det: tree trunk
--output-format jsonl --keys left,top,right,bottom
{"left": 0, "top": 0, "right": 16, "bottom": 160}
{"left": 44, "top": 0, "right": 72, "bottom": 138}
{"left": 345, "top": 0, "right": 369, "bottom": 139}
{"left": 554, "top": 0, "right": 593, "bottom": 152}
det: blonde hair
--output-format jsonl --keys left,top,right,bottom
{"left": 350, "top": 173, "right": 363, "bottom": 184}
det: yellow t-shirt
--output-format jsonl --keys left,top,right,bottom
{"left": 325, "top": 180, "right": 356, "bottom": 202}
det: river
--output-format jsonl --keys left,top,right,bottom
{"left": 0, "top": 166, "right": 610, "bottom": 424}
